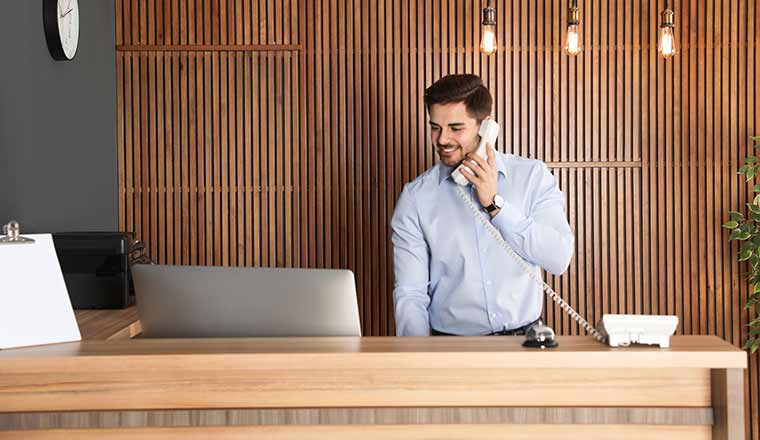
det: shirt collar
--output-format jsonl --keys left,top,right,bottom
{"left": 438, "top": 151, "right": 509, "bottom": 185}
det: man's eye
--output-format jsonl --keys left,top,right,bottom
{"left": 451, "top": 128, "right": 461, "bottom": 132}
{"left": 431, "top": 126, "right": 440, "bottom": 131}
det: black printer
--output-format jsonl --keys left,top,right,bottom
{"left": 52, "top": 232, "right": 148, "bottom": 309}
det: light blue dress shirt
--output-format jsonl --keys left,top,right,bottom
{"left": 391, "top": 151, "right": 575, "bottom": 336}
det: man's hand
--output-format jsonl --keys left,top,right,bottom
{"left": 460, "top": 143, "right": 500, "bottom": 217}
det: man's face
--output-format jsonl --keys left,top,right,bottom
{"left": 429, "top": 102, "right": 481, "bottom": 167}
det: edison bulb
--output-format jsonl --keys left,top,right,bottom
{"left": 564, "top": 23, "right": 581, "bottom": 55}
{"left": 658, "top": 26, "right": 676, "bottom": 58}
{"left": 480, "top": 24, "right": 496, "bottom": 55}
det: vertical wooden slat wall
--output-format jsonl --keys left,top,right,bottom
{"left": 116, "top": 1, "right": 759, "bottom": 437}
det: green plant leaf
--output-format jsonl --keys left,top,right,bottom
{"left": 739, "top": 165, "right": 750, "bottom": 174}
{"left": 752, "top": 136, "right": 760, "bottom": 141}
{"left": 754, "top": 283, "right": 760, "bottom": 294}
{"left": 749, "top": 317, "right": 760, "bottom": 327}
{"left": 747, "top": 166, "right": 758, "bottom": 181}
{"left": 743, "top": 338, "right": 759, "bottom": 353}
{"left": 747, "top": 156, "right": 758, "bottom": 164}
{"left": 723, "top": 220, "right": 739, "bottom": 229}
{"left": 730, "top": 229, "right": 743, "bottom": 241}
{"left": 747, "top": 297, "right": 760, "bottom": 309}
{"left": 753, "top": 184, "right": 760, "bottom": 193}
{"left": 729, "top": 211, "right": 745, "bottom": 221}
{"left": 739, "top": 250, "right": 753, "bottom": 261}
{"left": 748, "top": 203, "right": 760, "bottom": 215}
{"left": 740, "top": 221, "right": 754, "bottom": 232}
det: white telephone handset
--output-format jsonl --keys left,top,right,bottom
{"left": 452, "top": 119, "right": 500, "bottom": 186}
{"left": 453, "top": 119, "right": 677, "bottom": 347}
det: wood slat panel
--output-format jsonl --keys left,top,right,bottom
{"left": 0, "top": 407, "right": 715, "bottom": 430}
{"left": 0, "top": 425, "right": 713, "bottom": 440}
{"left": 115, "top": 1, "right": 759, "bottom": 437}
{"left": 116, "top": 0, "right": 298, "bottom": 46}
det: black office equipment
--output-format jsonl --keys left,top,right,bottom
{"left": 52, "top": 232, "right": 147, "bottom": 309}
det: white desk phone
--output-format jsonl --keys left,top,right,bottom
{"left": 454, "top": 119, "right": 678, "bottom": 349}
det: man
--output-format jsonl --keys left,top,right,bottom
{"left": 391, "top": 74, "right": 574, "bottom": 336}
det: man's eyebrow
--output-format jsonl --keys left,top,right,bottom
{"left": 428, "top": 121, "right": 466, "bottom": 127}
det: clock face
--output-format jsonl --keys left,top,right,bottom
{"left": 56, "top": 0, "right": 79, "bottom": 59}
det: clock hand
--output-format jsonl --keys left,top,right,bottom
{"left": 61, "top": 8, "right": 74, "bottom": 18}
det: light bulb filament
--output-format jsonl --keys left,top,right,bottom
{"left": 658, "top": 26, "right": 676, "bottom": 58}
{"left": 565, "top": 24, "right": 581, "bottom": 55}
{"left": 481, "top": 25, "right": 496, "bottom": 55}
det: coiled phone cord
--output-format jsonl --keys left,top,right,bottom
{"left": 455, "top": 185, "right": 607, "bottom": 343}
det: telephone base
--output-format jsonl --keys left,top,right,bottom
{"left": 598, "top": 314, "right": 679, "bottom": 348}
{"left": 607, "top": 334, "right": 671, "bottom": 348}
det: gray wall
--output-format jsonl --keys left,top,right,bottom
{"left": 0, "top": 0, "right": 117, "bottom": 233}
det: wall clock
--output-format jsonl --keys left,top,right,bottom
{"left": 43, "top": 0, "right": 79, "bottom": 60}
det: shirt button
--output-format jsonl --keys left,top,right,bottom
{"left": 490, "top": 312, "right": 497, "bottom": 318}
{"left": 486, "top": 280, "right": 492, "bottom": 286}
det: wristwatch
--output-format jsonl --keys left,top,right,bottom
{"left": 485, "top": 194, "right": 504, "bottom": 213}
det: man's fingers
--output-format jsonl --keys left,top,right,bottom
{"left": 467, "top": 151, "right": 488, "bottom": 170}
{"left": 461, "top": 166, "right": 480, "bottom": 184}
{"left": 464, "top": 158, "right": 486, "bottom": 177}
{"left": 485, "top": 143, "right": 495, "bottom": 166}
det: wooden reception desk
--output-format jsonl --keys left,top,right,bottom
{"left": 0, "top": 320, "right": 748, "bottom": 440}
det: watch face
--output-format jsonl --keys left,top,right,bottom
{"left": 57, "top": 0, "right": 79, "bottom": 59}
{"left": 494, "top": 194, "right": 504, "bottom": 209}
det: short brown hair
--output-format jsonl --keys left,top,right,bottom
{"left": 424, "top": 74, "right": 493, "bottom": 121}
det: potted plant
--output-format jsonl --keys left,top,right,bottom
{"left": 722, "top": 135, "right": 760, "bottom": 353}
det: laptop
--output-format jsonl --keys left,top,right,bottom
{"left": 132, "top": 265, "right": 361, "bottom": 338}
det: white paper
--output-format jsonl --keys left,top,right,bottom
{"left": 0, "top": 234, "right": 81, "bottom": 349}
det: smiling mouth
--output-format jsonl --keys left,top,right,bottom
{"left": 438, "top": 145, "right": 459, "bottom": 154}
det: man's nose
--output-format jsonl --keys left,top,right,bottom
{"left": 438, "top": 129, "right": 452, "bottom": 146}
